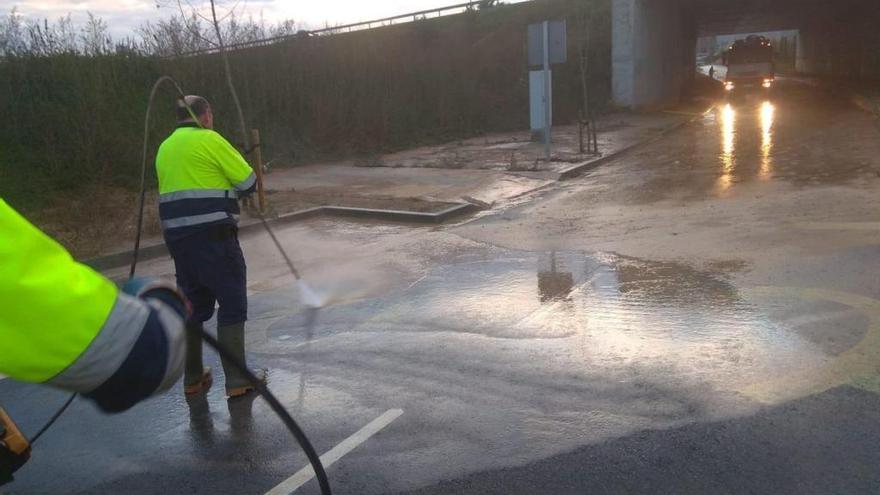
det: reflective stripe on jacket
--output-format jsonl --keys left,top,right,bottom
{"left": 0, "top": 199, "right": 145, "bottom": 389}
{"left": 155, "top": 125, "right": 255, "bottom": 241}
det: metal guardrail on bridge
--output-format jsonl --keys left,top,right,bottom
{"left": 178, "top": 0, "right": 529, "bottom": 58}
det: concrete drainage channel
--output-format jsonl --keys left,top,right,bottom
{"left": 84, "top": 202, "right": 479, "bottom": 271}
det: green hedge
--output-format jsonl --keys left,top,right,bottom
{"left": 0, "top": 0, "right": 611, "bottom": 210}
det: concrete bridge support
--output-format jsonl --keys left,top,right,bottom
{"left": 612, "top": 0, "right": 880, "bottom": 109}
{"left": 612, "top": 0, "right": 696, "bottom": 109}
{"left": 796, "top": 4, "right": 880, "bottom": 79}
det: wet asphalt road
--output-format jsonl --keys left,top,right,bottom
{"left": 5, "top": 79, "right": 880, "bottom": 494}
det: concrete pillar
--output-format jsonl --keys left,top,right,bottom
{"left": 796, "top": 1, "right": 880, "bottom": 79}
{"left": 796, "top": 21, "right": 837, "bottom": 76}
{"left": 862, "top": 14, "right": 880, "bottom": 78}
{"left": 611, "top": 0, "right": 637, "bottom": 107}
{"left": 612, "top": 0, "right": 687, "bottom": 109}
{"left": 681, "top": 7, "right": 698, "bottom": 96}
{"left": 795, "top": 28, "right": 817, "bottom": 75}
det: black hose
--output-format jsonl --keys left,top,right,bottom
{"left": 29, "top": 393, "right": 76, "bottom": 445}
{"left": 198, "top": 330, "right": 332, "bottom": 494}
{"left": 130, "top": 76, "right": 191, "bottom": 279}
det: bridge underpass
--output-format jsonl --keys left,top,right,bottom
{"left": 612, "top": 0, "right": 880, "bottom": 108}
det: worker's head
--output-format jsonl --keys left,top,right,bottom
{"left": 176, "top": 95, "right": 213, "bottom": 129}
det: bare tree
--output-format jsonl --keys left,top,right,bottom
{"left": 1, "top": 9, "right": 120, "bottom": 57}
{"left": 269, "top": 19, "right": 297, "bottom": 38}
{"left": 0, "top": 8, "right": 27, "bottom": 56}
{"left": 466, "top": 1, "right": 504, "bottom": 12}
{"left": 206, "top": 0, "right": 251, "bottom": 152}
{"left": 577, "top": 1, "right": 598, "bottom": 154}
{"left": 26, "top": 15, "right": 78, "bottom": 56}
{"left": 138, "top": 13, "right": 212, "bottom": 56}
{"left": 80, "top": 12, "right": 112, "bottom": 56}
{"left": 143, "top": 1, "right": 296, "bottom": 56}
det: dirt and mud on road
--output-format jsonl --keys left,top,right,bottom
{"left": 350, "top": 112, "right": 689, "bottom": 173}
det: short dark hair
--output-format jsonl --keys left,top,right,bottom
{"left": 176, "top": 95, "right": 210, "bottom": 122}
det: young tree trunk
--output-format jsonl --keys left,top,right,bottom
{"left": 209, "top": 0, "right": 250, "bottom": 152}
{"left": 208, "top": 0, "right": 258, "bottom": 210}
{"left": 577, "top": 1, "right": 598, "bottom": 154}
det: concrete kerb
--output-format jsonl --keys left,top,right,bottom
{"left": 83, "top": 202, "right": 479, "bottom": 271}
{"left": 253, "top": 202, "right": 479, "bottom": 229}
{"left": 800, "top": 76, "right": 880, "bottom": 120}
{"left": 86, "top": 242, "right": 170, "bottom": 272}
{"left": 83, "top": 109, "right": 710, "bottom": 272}
{"left": 557, "top": 105, "right": 715, "bottom": 180}
{"left": 851, "top": 91, "right": 880, "bottom": 120}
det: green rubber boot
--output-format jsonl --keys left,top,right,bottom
{"left": 218, "top": 322, "right": 266, "bottom": 398}
{"left": 184, "top": 322, "right": 212, "bottom": 394}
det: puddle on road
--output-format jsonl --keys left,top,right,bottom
{"left": 254, "top": 249, "right": 853, "bottom": 405}
{"left": 615, "top": 86, "right": 880, "bottom": 204}
{"left": 710, "top": 87, "right": 880, "bottom": 188}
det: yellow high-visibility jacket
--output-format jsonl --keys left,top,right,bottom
{"left": 0, "top": 199, "right": 184, "bottom": 410}
{"left": 155, "top": 125, "right": 255, "bottom": 242}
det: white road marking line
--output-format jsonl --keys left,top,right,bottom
{"left": 0, "top": 374, "right": 6, "bottom": 381}
{"left": 265, "top": 408, "right": 404, "bottom": 495}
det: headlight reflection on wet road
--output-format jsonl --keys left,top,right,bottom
{"left": 717, "top": 103, "right": 736, "bottom": 193}
{"left": 760, "top": 101, "right": 775, "bottom": 180}
{"left": 717, "top": 101, "right": 776, "bottom": 192}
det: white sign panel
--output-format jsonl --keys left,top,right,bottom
{"left": 529, "top": 70, "right": 552, "bottom": 135}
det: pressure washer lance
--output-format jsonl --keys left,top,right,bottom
{"left": 256, "top": 214, "right": 325, "bottom": 308}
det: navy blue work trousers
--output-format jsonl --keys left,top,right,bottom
{"left": 166, "top": 224, "right": 247, "bottom": 327}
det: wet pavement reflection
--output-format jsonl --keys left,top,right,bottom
{"left": 256, "top": 249, "right": 833, "bottom": 402}
{"left": 716, "top": 100, "right": 776, "bottom": 194}
{"left": 3, "top": 244, "right": 876, "bottom": 494}
{"left": 612, "top": 81, "right": 880, "bottom": 204}
{"left": 716, "top": 103, "right": 736, "bottom": 194}
{"left": 760, "top": 100, "right": 775, "bottom": 180}
{"left": 185, "top": 391, "right": 259, "bottom": 454}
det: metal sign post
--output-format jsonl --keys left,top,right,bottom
{"left": 542, "top": 21, "right": 551, "bottom": 160}
{"left": 527, "top": 20, "right": 566, "bottom": 162}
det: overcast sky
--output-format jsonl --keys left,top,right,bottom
{"left": 1, "top": 1, "right": 526, "bottom": 39}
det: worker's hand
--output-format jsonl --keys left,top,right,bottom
{"left": 122, "top": 277, "right": 190, "bottom": 319}
{"left": 81, "top": 278, "right": 190, "bottom": 413}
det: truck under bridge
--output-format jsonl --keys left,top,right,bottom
{"left": 612, "top": 0, "right": 880, "bottom": 108}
